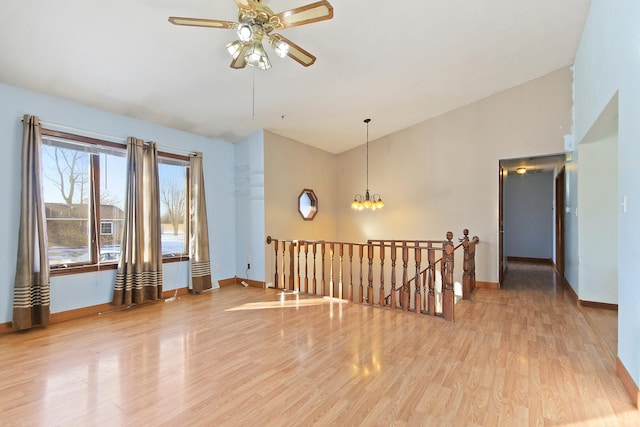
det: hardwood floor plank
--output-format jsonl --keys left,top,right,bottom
{"left": 0, "top": 266, "right": 638, "bottom": 425}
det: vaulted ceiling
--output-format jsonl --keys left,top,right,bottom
{"left": 0, "top": 0, "right": 590, "bottom": 154}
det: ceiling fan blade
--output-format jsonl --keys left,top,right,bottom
{"left": 169, "top": 17, "right": 237, "bottom": 29}
{"left": 235, "top": 0, "right": 257, "bottom": 13}
{"left": 272, "top": 34, "right": 316, "bottom": 67}
{"left": 273, "top": 0, "right": 334, "bottom": 29}
{"left": 230, "top": 44, "right": 252, "bottom": 69}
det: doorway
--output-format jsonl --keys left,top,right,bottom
{"left": 499, "top": 154, "right": 567, "bottom": 286}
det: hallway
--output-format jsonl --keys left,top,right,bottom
{"left": 500, "top": 260, "right": 618, "bottom": 363}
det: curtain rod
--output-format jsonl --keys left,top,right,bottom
{"left": 36, "top": 119, "right": 197, "bottom": 157}
{"left": 39, "top": 120, "right": 127, "bottom": 143}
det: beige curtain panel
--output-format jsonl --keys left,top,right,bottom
{"left": 113, "top": 138, "right": 163, "bottom": 305}
{"left": 13, "top": 115, "right": 51, "bottom": 330}
{"left": 189, "top": 152, "right": 213, "bottom": 293}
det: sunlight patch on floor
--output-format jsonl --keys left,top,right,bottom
{"left": 225, "top": 292, "right": 333, "bottom": 311}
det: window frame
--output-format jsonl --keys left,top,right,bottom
{"left": 41, "top": 129, "right": 190, "bottom": 276}
{"left": 100, "top": 221, "right": 113, "bottom": 236}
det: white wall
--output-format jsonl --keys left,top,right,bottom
{"left": 336, "top": 68, "right": 573, "bottom": 284}
{"left": 504, "top": 172, "right": 554, "bottom": 259}
{"left": 578, "top": 132, "right": 618, "bottom": 305}
{"left": 235, "top": 131, "right": 266, "bottom": 281}
{"left": 573, "top": 0, "right": 640, "bottom": 388}
{"left": 263, "top": 131, "right": 337, "bottom": 286}
{"left": 0, "top": 83, "right": 236, "bottom": 323}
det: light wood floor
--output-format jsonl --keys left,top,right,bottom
{"left": 1, "top": 264, "right": 638, "bottom": 426}
{"left": 582, "top": 305, "right": 618, "bottom": 362}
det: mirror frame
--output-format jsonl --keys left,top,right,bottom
{"left": 298, "top": 188, "right": 318, "bottom": 221}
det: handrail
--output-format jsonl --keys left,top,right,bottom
{"left": 265, "top": 229, "right": 479, "bottom": 321}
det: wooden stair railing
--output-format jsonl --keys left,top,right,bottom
{"left": 382, "top": 229, "right": 481, "bottom": 309}
{"left": 265, "top": 230, "right": 478, "bottom": 321}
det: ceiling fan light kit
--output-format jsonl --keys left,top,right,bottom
{"left": 169, "top": 0, "right": 334, "bottom": 70}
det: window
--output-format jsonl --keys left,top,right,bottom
{"left": 41, "top": 129, "right": 189, "bottom": 272}
{"left": 159, "top": 158, "right": 189, "bottom": 257}
{"left": 100, "top": 222, "right": 113, "bottom": 235}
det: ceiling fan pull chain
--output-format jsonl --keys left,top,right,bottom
{"left": 252, "top": 66, "right": 256, "bottom": 121}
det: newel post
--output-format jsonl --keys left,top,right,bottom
{"left": 267, "top": 236, "right": 279, "bottom": 289}
{"left": 462, "top": 229, "right": 471, "bottom": 300}
{"left": 443, "top": 231, "right": 455, "bottom": 321}
{"left": 471, "top": 236, "right": 479, "bottom": 292}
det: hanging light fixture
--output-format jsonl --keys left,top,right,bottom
{"left": 351, "top": 118, "right": 384, "bottom": 211}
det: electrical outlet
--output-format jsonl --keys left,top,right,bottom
{"left": 247, "top": 263, "right": 251, "bottom": 270}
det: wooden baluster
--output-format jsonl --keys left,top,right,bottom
{"left": 462, "top": 229, "right": 471, "bottom": 300}
{"left": 421, "top": 243, "right": 429, "bottom": 313}
{"left": 358, "top": 245, "right": 364, "bottom": 303}
{"left": 338, "top": 244, "right": 344, "bottom": 299}
{"left": 471, "top": 236, "right": 479, "bottom": 292}
{"left": 281, "top": 240, "right": 286, "bottom": 289}
{"left": 402, "top": 243, "right": 409, "bottom": 311}
{"left": 312, "top": 243, "right": 318, "bottom": 295}
{"left": 367, "top": 243, "right": 374, "bottom": 305}
{"left": 321, "top": 243, "right": 326, "bottom": 297}
{"left": 443, "top": 232, "right": 455, "bottom": 321}
{"left": 428, "top": 247, "right": 435, "bottom": 315}
{"left": 390, "top": 241, "right": 397, "bottom": 309}
{"left": 329, "top": 243, "right": 335, "bottom": 298}
{"left": 295, "top": 241, "right": 301, "bottom": 292}
{"left": 379, "top": 243, "right": 385, "bottom": 307}
{"left": 289, "top": 242, "right": 295, "bottom": 291}
{"left": 304, "top": 242, "right": 309, "bottom": 294}
{"left": 422, "top": 269, "right": 427, "bottom": 312}
{"left": 273, "top": 238, "right": 279, "bottom": 289}
{"left": 414, "top": 243, "right": 421, "bottom": 314}
{"left": 348, "top": 244, "right": 354, "bottom": 302}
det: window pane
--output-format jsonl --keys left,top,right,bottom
{"left": 100, "top": 222, "right": 113, "bottom": 235}
{"left": 158, "top": 162, "right": 187, "bottom": 256}
{"left": 42, "top": 143, "right": 91, "bottom": 266}
{"left": 99, "top": 152, "right": 126, "bottom": 262}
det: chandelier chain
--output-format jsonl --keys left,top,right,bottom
{"left": 366, "top": 119, "right": 369, "bottom": 191}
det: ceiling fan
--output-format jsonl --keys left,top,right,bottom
{"left": 169, "top": 0, "right": 334, "bottom": 70}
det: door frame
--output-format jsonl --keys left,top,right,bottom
{"left": 555, "top": 167, "right": 566, "bottom": 278}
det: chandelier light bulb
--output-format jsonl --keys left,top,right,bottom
{"left": 236, "top": 23, "right": 253, "bottom": 42}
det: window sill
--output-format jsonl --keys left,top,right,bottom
{"left": 50, "top": 256, "right": 190, "bottom": 276}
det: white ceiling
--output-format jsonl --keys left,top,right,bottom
{"left": 0, "top": 0, "right": 590, "bottom": 154}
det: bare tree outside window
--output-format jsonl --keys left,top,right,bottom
{"left": 161, "top": 178, "right": 186, "bottom": 236}
{"left": 43, "top": 146, "right": 88, "bottom": 204}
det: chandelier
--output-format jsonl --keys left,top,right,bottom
{"left": 351, "top": 118, "right": 384, "bottom": 210}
